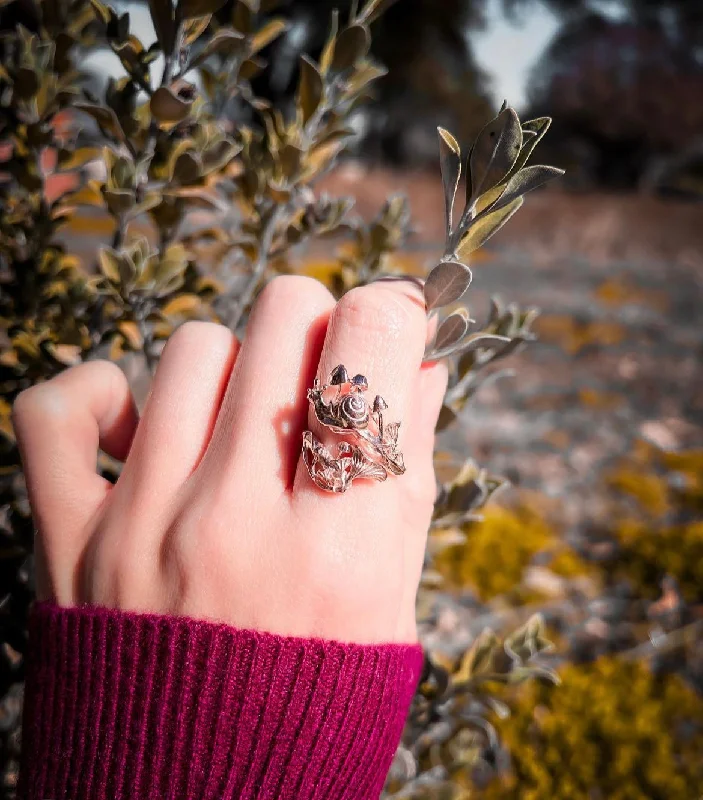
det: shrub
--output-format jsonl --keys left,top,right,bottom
{"left": 434, "top": 502, "right": 588, "bottom": 602}
{"left": 480, "top": 657, "right": 703, "bottom": 800}
{"left": 606, "top": 445, "right": 703, "bottom": 603}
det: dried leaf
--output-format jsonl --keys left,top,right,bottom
{"left": 434, "top": 308, "right": 470, "bottom": 351}
{"left": 456, "top": 197, "right": 524, "bottom": 260}
{"left": 296, "top": 55, "right": 323, "bottom": 126}
{"left": 469, "top": 106, "right": 522, "bottom": 203}
{"left": 424, "top": 260, "right": 472, "bottom": 311}
{"left": 331, "top": 24, "right": 370, "bottom": 72}
{"left": 437, "top": 127, "right": 461, "bottom": 241}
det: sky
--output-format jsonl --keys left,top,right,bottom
{"left": 470, "top": 0, "right": 562, "bottom": 111}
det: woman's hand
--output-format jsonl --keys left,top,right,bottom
{"left": 12, "top": 276, "right": 446, "bottom": 644}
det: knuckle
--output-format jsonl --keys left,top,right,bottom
{"left": 255, "top": 274, "right": 333, "bottom": 317}
{"left": 334, "top": 285, "right": 415, "bottom": 339}
{"left": 12, "top": 360, "right": 127, "bottom": 431}
{"left": 81, "top": 358, "right": 125, "bottom": 389}
{"left": 163, "top": 320, "right": 230, "bottom": 358}
{"left": 12, "top": 379, "right": 66, "bottom": 426}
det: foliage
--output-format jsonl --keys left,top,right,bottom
{"left": 386, "top": 614, "right": 558, "bottom": 798}
{"left": 479, "top": 656, "right": 703, "bottom": 799}
{"left": 433, "top": 503, "right": 587, "bottom": 602}
{"left": 526, "top": 12, "right": 703, "bottom": 189}
{"left": 605, "top": 445, "right": 703, "bottom": 603}
{"left": 0, "top": 0, "right": 562, "bottom": 795}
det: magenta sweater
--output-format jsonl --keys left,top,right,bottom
{"left": 17, "top": 600, "right": 423, "bottom": 799}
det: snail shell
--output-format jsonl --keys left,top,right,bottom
{"left": 340, "top": 392, "right": 369, "bottom": 427}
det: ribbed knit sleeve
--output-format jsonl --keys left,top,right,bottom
{"left": 17, "top": 600, "right": 423, "bottom": 800}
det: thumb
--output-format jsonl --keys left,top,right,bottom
{"left": 12, "top": 360, "right": 138, "bottom": 602}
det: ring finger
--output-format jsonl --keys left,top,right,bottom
{"left": 293, "top": 279, "right": 428, "bottom": 502}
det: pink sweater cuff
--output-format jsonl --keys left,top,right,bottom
{"left": 18, "top": 600, "right": 423, "bottom": 800}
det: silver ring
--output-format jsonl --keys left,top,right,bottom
{"left": 302, "top": 364, "right": 405, "bottom": 493}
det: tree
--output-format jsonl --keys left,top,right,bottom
{"left": 525, "top": 12, "right": 703, "bottom": 188}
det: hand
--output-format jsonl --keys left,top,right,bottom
{"left": 12, "top": 276, "right": 447, "bottom": 643}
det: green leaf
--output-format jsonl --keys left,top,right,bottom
{"left": 427, "top": 332, "right": 511, "bottom": 362}
{"left": 357, "top": 0, "right": 397, "bottom": 24}
{"left": 424, "top": 260, "right": 472, "bottom": 311}
{"left": 456, "top": 197, "right": 524, "bottom": 260}
{"left": 344, "top": 61, "right": 387, "bottom": 96}
{"left": 437, "top": 127, "right": 461, "bottom": 241}
{"left": 434, "top": 308, "right": 470, "bottom": 351}
{"left": 435, "top": 404, "right": 457, "bottom": 431}
{"left": 319, "top": 9, "right": 339, "bottom": 73}
{"left": 331, "top": 24, "right": 370, "bottom": 72}
{"left": 99, "top": 248, "right": 121, "bottom": 282}
{"left": 189, "top": 29, "right": 245, "bottom": 68}
{"left": 469, "top": 106, "right": 522, "bottom": 204}
{"left": 150, "top": 85, "right": 193, "bottom": 123}
{"left": 178, "top": 0, "right": 225, "bottom": 20}
{"left": 250, "top": 18, "right": 287, "bottom": 54}
{"left": 172, "top": 151, "right": 202, "bottom": 183}
{"left": 454, "top": 628, "right": 499, "bottom": 685}
{"left": 182, "top": 14, "right": 212, "bottom": 45}
{"left": 510, "top": 116, "right": 552, "bottom": 176}
{"left": 75, "top": 103, "right": 127, "bottom": 144}
{"left": 104, "top": 188, "right": 135, "bottom": 215}
{"left": 148, "top": 0, "right": 176, "bottom": 52}
{"left": 14, "top": 67, "right": 39, "bottom": 99}
{"left": 296, "top": 55, "right": 323, "bottom": 125}
{"left": 488, "top": 165, "right": 564, "bottom": 215}
{"left": 90, "top": 0, "right": 113, "bottom": 24}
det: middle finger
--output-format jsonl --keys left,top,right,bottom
{"left": 199, "top": 275, "right": 335, "bottom": 496}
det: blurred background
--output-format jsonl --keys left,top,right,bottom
{"left": 2, "top": 0, "right": 702, "bottom": 796}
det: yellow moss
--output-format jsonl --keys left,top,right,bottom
{"left": 534, "top": 315, "right": 626, "bottom": 355}
{"left": 607, "top": 448, "right": 703, "bottom": 601}
{"left": 434, "top": 504, "right": 588, "bottom": 601}
{"left": 607, "top": 468, "right": 670, "bottom": 517}
{"left": 614, "top": 518, "right": 703, "bottom": 602}
{"left": 480, "top": 658, "right": 703, "bottom": 799}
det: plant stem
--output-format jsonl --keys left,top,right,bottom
{"left": 227, "top": 204, "right": 284, "bottom": 332}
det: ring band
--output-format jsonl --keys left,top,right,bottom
{"left": 302, "top": 364, "right": 405, "bottom": 493}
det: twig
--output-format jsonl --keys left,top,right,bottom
{"left": 227, "top": 204, "right": 284, "bottom": 332}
